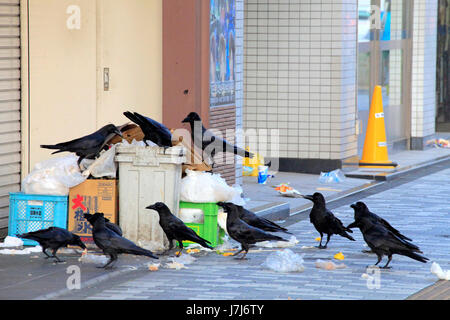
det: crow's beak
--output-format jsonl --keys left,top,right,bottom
{"left": 181, "top": 117, "right": 189, "bottom": 123}
{"left": 350, "top": 204, "right": 356, "bottom": 209}
{"left": 146, "top": 204, "right": 156, "bottom": 210}
{"left": 83, "top": 213, "right": 91, "bottom": 219}
{"left": 115, "top": 128, "right": 123, "bottom": 137}
{"left": 216, "top": 202, "right": 225, "bottom": 208}
{"left": 302, "top": 195, "right": 313, "bottom": 201}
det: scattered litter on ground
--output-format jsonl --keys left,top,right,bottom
{"left": 426, "top": 138, "right": 450, "bottom": 149}
{"left": 0, "top": 245, "right": 42, "bottom": 255}
{"left": 334, "top": 252, "right": 345, "bottom": 260}
{"left": 0, "top": 236, "right": 23, "bottom": 248}
{"left": 78, "top": 252, "right": 109, "bottom": 264}
{"left": 315, "top": 237, "right": 321, "bottom": 242}
{"left": 257, "top": 235, "right": 299, "bottom": 248}
{"left": 319, "top": 169, "right": 346, "bottom": 184}
{"left": 315, "top": 259, "right": 347, "bottom": 270}
{"left": 148, "top": 263, "right": 160, "bottom": 271}
{"left": 261, "top": 249, "right": 305, "bottom": 273}
{"left": 272, "top": 183, "right": 302, "bottom": 197}
{"left": 164, "top": 254, "right": 197, "bottom": 270}
{"left": 301, "top": 246, "right": 316, "bottom": 249}
{"left": 431, "top": 262, "right": 450, "bottom": 280}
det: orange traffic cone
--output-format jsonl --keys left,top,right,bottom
{"left": 359, "top": 86, "right": 397, "bottom": 168}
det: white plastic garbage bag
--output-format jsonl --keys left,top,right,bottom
{"left": 180, "top": 169, "right": 241, "bottom": 203}
{"left": 431, "top": 262, "right": 450, "bottom": 280}
{"left": 22, "top": 154, "right": 87, "bottom": 196}
{"left": 81, "top": 144, "right": 118, "bottom": 178}
{"left": 261, "top": 249, "right": 305, "bottom": 273}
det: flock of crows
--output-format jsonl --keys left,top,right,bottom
{"left": 15, "top": 110, "right": 428, "bottom": 270}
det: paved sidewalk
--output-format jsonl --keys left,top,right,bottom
{"left": 51, "top": 165, "right": 450, "bottom": 300}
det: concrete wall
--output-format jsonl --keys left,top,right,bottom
{"left": 20, "top": 0, "right": 162, "bottom": 174}
{"left": 411, "top": 0, "right": 438, "bottom": 148}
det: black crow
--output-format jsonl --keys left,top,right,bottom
{"left": 88, "top": 212, "right": 158, "bottom": 269}
{"left": 146, "top": 202, "right": 213, "bottom": 256}
{"left": 83, "top": 213, "right": 122, "bottom": 236}
{"left": 348, "top": 201, "right": 413, "bottom": 242}
{"left": 217, "top": 202, "right": 287, "bottom": 260}
{"left": 41, "top": 124, "right": 123, "bottom": 167}
{"left": 181, "top": 112, "right": 254, "bottom": 164}
{"left": 234, "top": 204, "right": 291, "bottom": 234}
{"left": 303, "top": 193, "right": 355, "bottom": 249}
{"left": 17, "top": 227, "right": 86, "bottom": 262}
{"left": 350, "top": 214, "right": 428, "bottom": 269}
{"left": 123, "top": 111, "right": 172, "bottom": 148}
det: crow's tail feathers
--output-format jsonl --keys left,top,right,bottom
{"left": 127, "top": 248, "right": 159, "bottom": 260}
{"left": 401, "top": 250, "right": 429, "bottom": 263}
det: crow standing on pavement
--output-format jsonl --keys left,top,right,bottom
{"left": 217, "top": 202, "right": 287, "bottom": 260}
{"left": 83, "top": 213, "right": 122, "bottom": 236}
{"left": 146, "top": 202, "right": 213, "bottom": 256}
{"left": 123, "top": 111, "right": 172, "bottom": 148}
{"left": 88, "top": 212, "right": 158, "bottom": 269}
{"left": 181, "top": 112, "right": 254, "bottom": 164}
{"left": 347, "top": 201, "right": 413, "bottom": 243}
{"left": 40, "top": 124, "right": 123, "bottom": 167}
{"left": 302, "top": 193, "right": 355, "bottom": 249}
{"left": 236, "top": 205, "right": 292, "bottom": 235}
{"left": 348, "top": 208, "right": 429, "bottom": 269}
{"left": 17, "top": 227, "right": 86, "bottom": 262}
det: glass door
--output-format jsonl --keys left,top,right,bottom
{"left": 357, "top": 0, "right": 413, "bottom": 154}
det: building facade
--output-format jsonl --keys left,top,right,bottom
{"left": 0, "top": 0, "right": 446, "bottom": 232}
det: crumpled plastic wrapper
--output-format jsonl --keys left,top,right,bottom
{"left": 261, "top": 249, "right": 305, "bottom": 273}
{"left": 315, "top": 259, "right": 346, "bottom": 270}
{"left": 431, "top": 262, "right": 450, "bottom": 280}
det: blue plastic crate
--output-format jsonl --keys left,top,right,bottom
{"left": 8, "top": 193, "right": 68, "bottom": 246}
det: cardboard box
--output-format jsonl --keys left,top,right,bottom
{"left": 68, "top": 179, "right": 118, "bottom": 246}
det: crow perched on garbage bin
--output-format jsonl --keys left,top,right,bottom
{"left": 40, "top": 124, "right": 123, "bottom": 167}
{"left": 88, "top": 212, "right": 158, "bottom": 269}
{"left": 181, "top": 112, "right": 254, "bottom": 164}
{"left": 217, "top": 202, "right": 288, "bottom": 260}
{"left": 347, "top": 201, "right": 413, "bottom": 243}
{"left": 123, "top": 111, "right": 172, "bottom": 148}
{"left": 302, "top": 193, "right": 355, "bottom": 249}
{"left": 348, "top": 211, "right": 429, "bottom": 269}
{"left": 17, "top": 227, "right": 86, "bottom": 263}
{"left": 146, "top": 202, "right": 213, "bottom": 256}
{"left": 83, "top": 213, "right": 122, "bottom": 236}
{"left": 234, "top": 204, "right": 291, "bottom": 235}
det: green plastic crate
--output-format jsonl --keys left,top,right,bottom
{"left": 178, "top": 201, "right": 225, "bottom": 248}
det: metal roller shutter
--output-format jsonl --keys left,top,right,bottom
{"left": 0, "top": 0, "right": 20, "bottom": 231}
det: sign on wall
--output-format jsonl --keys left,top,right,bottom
{"left": 210, "top": 0, "right": 235, "bottom": 107}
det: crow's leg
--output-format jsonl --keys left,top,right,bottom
{"left": 382, "top": 255, "right": 393, "bottom": 269}
{"left": 317, "top": 232, "right": 325, "bottom": 249}
{"left": 50, "top": 248, "right": 65, "bottom": 263}
{"left": 367, "top": 254, "right": 383, "bottom": 268}
{"left": 176, "top": 240, "right": 184, "bottom": 257}
{"left": 98, "top": 253, "right": 117, "bottom": 269}
{"left": 237, "top": 244, "right": 250, "bottom": 260}
{"left": 232, "top": 246, "right": 245, "bottom": 258}
{"left": 322, "top": 234, "right": 331, "bottom": 249}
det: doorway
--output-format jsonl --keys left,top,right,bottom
{"left": 437, "top": 0, "right": 450, "bottom": 132}
{"left": 357, "top": 0, "right": 413, "bottom": 154}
